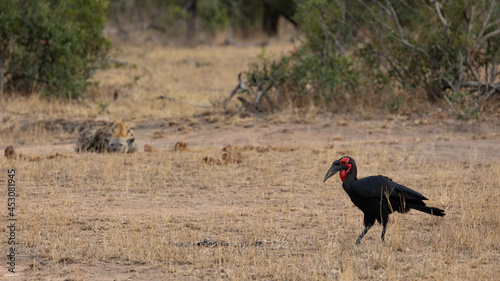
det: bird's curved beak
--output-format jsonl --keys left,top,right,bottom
{"left": 323, "top": 160, "right": 343, "bottom": 182}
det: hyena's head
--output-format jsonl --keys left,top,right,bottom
{"left": 103, "top": 121, "right": 136, "bottom": 153}
{"left": 104, "top": 137, "right": 135, "bottom": 153}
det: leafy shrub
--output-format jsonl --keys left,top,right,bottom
{"left": 0, "top": 0, "right": 110, "bottom": 98}
{"left": 233, "top": 0, "right": 500, "bottom": 114}
{"left": 353, "top": 0, "right": 500, "bottom": 103}
{"left": 227, "top": 45, "right": 357, "bottom": 112}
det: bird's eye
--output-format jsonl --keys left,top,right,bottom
{"left": 340, "top": 158, "right": 349, "bottom": 165}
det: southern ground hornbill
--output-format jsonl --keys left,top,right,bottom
{"left": 324, "top": 156, "right": 445, "bottom": 244}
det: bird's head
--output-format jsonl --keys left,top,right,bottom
{"left": 323, "top": 156, "right": 356, "bottom": 182}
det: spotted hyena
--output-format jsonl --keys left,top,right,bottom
{"left": 75, "top": 121, "right": 136, "bottom": 153}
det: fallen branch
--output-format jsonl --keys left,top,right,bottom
{"left": 461, "top": 81, "right": 500, "bottom": 89}
{"left": 225, "top": 72, "right": 278, "bottom": 112}
{"left": 461, "top": 81, "right": 500, "bottom": 99}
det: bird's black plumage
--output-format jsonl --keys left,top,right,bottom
{"left": 324, "top": 156, "right": 445, "bottom": 244}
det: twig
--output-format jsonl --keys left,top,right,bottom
{"left": 254, "top": 81, "right": 274, "bottom": 111}
{"left": 429, "top": 0, "right": 450, "bottom": 37}
{"left": 477, "top": 1, "right": 500, "bottom": 46}
{"left": 359, "top": 0, "right": 430, "bottom": 59}
{"left": 442, "top": 93, "right": 455, "bottom": 110}
{"left": 461, "top": 81, "right": 500, "bottom": 88}
{"left": 482, "top": 88, "right": 497, "bottom": 100}
{"left": 105, "top": 57, "right": 128, "bottom": 66}
{"left": 479, "top": 28, "right": 500, "bottom": 46}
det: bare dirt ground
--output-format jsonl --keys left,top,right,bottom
{"left": 10, "top": 115, "right": 500, "bottom": 164}
{"left": 1, "top": 33, "right": 499, "bottom": 280}
{"left": 1, "top": 115, "right": 499, "bottom": 280}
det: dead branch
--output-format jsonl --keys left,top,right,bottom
{"left": 477, "top": 1, "right": 500, "bottom": 46}
{"left": 237, "top": 97, "right": 253, "bottom": 109}
{"left": 442, "top": 93, "right": 455, "bottom": 110}
{"left": 461, "top": 81, "right": 500, "bottom": 88}
{"left": 225, "top": 71, "right": 279, "bottom": 113}
{"left": 225, "top": 73, "right": 244, "bottom": 106}
{"left": 254, "top": 80, "right": 274, "bottom": 111}
{"left": 480, "top": 28, "right": 500, "bottom": 46}
{"left": 429, "top": 0, "right": 450, "bottom": 37}
{"left": 360, "top": 0, "right": 430, "bottom": 59}
{"left": 461, "top": 81, "right": 500, "bottom": 99}
{"left": 105, "top": 57, "right": 128, "bottom": 66}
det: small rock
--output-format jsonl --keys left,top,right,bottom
{"left": 173, "top": 142, "right": 188, "bottom": 152}
{"left": 4, "top": 145, "right": 16, "bottom": 159}
{"left": 144, "top": 144, "right": 158, "bottom": 152}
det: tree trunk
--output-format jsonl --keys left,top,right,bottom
{"left": 262, "top": 2, "right": 297, "bottom": 37}
{"left": 185, "top": 0, "right": 197, "bottom": 44}
{"left": 0, "top": 59, "right": 3, "bottom": 93}
{"left": 263, "top": 7, "right": 280, "bottom": 36}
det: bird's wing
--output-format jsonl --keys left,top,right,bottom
{"left": 392, "top": 181, "right": 428, "bottom": 201}
{"left": 350, "top": 176, "right": 391, "bottom": 198}
{"left": 351, "top": 176, "right": 428, "bottom": 200}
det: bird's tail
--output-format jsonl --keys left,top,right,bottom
{"left": 408, "top": 204, "right": 445, "bottom": 217}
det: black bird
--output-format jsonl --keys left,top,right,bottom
{"left": 324, "top": 156, "right": 445, "bottom": 244}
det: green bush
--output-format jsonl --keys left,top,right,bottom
{"left": 197, "top": 0, "right": 229, "bottom": 36}
{"left": 0, "top": 0, "right": 110, "bottom": 98}
{"left": 353, "top": 0, "right": 500, "bottom": 103}
{"left": 229, "top": 44, "right": 356, "bottom": 112}
{"left": 235, "top": 0, "right": 499, "bottom": 114}
{"left": 229, "top": 0, "right": 359, "bottom": 111}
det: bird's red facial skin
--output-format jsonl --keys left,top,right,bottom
{"left": 340, "top": 157, "right": 349, "bottom": 165}
{"left": 339, "top": 157, "right": 351, "bottom": 181}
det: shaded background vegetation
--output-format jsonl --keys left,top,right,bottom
{"left": 235, "top": 0, "right": 499, "bottom": 119}
{"left": 0, "top": 0, "right": 110, "bottom": 98}
{"left": 0, "top": 0, "right": 499, "bottom": 118}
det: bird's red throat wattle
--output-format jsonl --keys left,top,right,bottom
{"left": 340, "top": 170, "right": 347, "bottom": 182}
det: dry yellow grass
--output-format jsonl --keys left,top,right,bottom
{"left": 2, "top": 143, "right": 499, "bottom": 280}
{"left": 0, "top": 39, "right": 296, "bottom": 122}
{"left": 1, "top": 36, "right": 499, "bottom": 280}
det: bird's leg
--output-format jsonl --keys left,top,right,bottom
{"left": 381, "top": 218, "right": 388, "bottom": 242}
{"left": 355, "top": 224, "right": 373, "bottom": 245}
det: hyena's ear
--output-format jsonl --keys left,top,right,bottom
{"left": 126, "top": 138, "right": 135, "bottom": 149}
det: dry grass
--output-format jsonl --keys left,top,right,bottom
{"left": 2, "top": 143, "right": 499, "bottom": 280}
{"left": 0, "top": 39, "right": 294, "bottom": 121}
